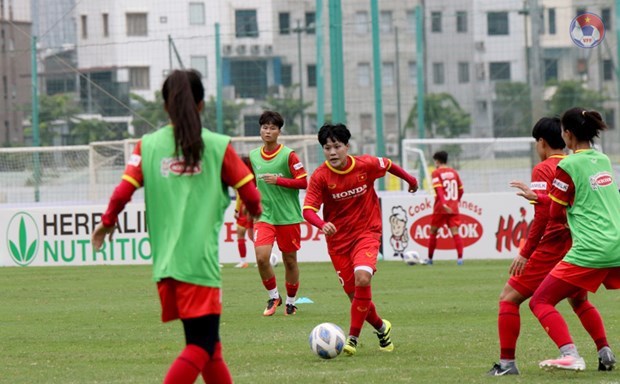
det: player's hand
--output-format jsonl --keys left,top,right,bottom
{"left": 408, "top": 180, "right": 418, "bottom": 193}
{"left": 509, "top": 255, "right": 528, "bottom": 277}
{"left": 510, "top": 180, "right": 537, "bottom": 201}
{"left": 262, "top": 174, "right": 278, "bottom": 184}
{"left": 92, "top": 223, "right": 116, "bottom": 251}
{"left": 442, "top": 204, "right": 453, "bottom": 214}
{"left": 321, "top": 222, "right": 337, "bottom": 236}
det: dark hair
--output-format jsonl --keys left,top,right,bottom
{"left": 259, "top": 110, "right": 284, "bottom": 129}
{"left": 162, "top": 69, "right": 205, "bottom": 172}
{"left": 433, "top": 151, "right": 448, "bottom": 164}
{"left": 532, "top": 117, "right": 564, "bottom": 149}
{"left": 241, "top": 156, "right": 254, "bottom": 175}
{"left": 561, "top": 107, "right": 607, "bottom": 142}
{"left": 318, "top": 123, "right": 351, "bottom": 146}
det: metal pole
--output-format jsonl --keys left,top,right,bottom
{"left": 215, "top": 23, "right": 223, "bottom": 134}
{"left": 296, "top": 20, "right": 305, "bottom": 134}
{"left": 329, "top": 0, "right": 345, "bottom": 123}
{"left": 168, "top": 34, "right": 173, "bottom": 71}
{"left": 370, "top": 0, "right": 385, "bottom": 190}
{"left": 395, "top": 26, "right": 403, "bottom": 163}
{"left": 31, "top": 35, "right": 41, "bottom": 202}
{"left": 316, "top": 0, "right": 325, "bottom": 128}
{"left": 415, "top": 5, "right": 425, "bottom": 140}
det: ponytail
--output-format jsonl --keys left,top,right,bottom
{"left": 561, "top": 107, "right": 607, "bottom": 142}
{"left": 162, "top": 70, "right": 205, "bottom": 172}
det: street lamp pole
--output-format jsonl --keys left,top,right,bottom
{"left": 295, "top": 19, "right": 305, "bottom": 135}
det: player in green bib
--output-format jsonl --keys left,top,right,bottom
{"left": 530, "top": 108, "right": 620, "bottom": 372}
{"left": 92, "top": 70, "right": 262, "bottom": 384}
{"left": 249, "top": 111, "right": 308, "bottom": 316}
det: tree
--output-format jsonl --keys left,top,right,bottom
{"left": 548, "top": 80, "right": 606, "bottom": 117}
{"left": 262, "top": 85, "right": 313, "bottom": 134}
{"left": 69, "top": 118, "right": 128, "bottom": 145}
{"left": 201, "top": 96, "right": 246, "bottom": 136}
{"left": 23, "top": 94, "right": 81, "bottom": 146}
{"left": 130, "top": 92, "right": 168, "bottom": 136}
{"left": 405, "top": 93, "right": 471, "bottom": 138}
{"left": 493, "top": 82, "right": 532, "bottom": 137}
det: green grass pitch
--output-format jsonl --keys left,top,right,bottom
{"left": 2, "top": 260, "right": 619, "bottom": 383}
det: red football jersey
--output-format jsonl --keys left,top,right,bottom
{"left": 303, "top": 155, "right": 391, "bottom": 255}
{"left": 521, "top": 154, "right": 567, "bottom": 257}
{"left": 431, "top": 167, "right": 463, "bottom": 215}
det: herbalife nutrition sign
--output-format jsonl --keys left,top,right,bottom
{"left": 1, "top": 205, "right": 151, "bottom": 267}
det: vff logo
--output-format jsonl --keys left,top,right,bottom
{"left": 6, "top": 212, "right": 40, "bottom": 266}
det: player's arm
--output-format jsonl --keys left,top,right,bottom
{"left": 516, "top": 168, "right": 550, "bottom": 258}
{"left": 272, "top": 151, "right": 308, "bottom": 189}
{"left": 222, "top": 144, "right": 262, "bottom": 218}
{"left": 93, "top": 141, "right": 144, "bottom": 250}
{"left": 302, "top": 173, "right": 336, "bottom": 235}
{"left": 548, "top": 167, "right": 574, "bottom": 223}
{"left": 387, "top": 161, "right": 418, "bottom": 192}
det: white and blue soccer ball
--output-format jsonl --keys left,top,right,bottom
{"left": 403, "top": 250, "right": 423, "bottom": 265}
{"left": 269, "top": 253, "right": 279, "bottom": 267}
{"left": 309, "top": 322, "right": 346, "bottom": 359}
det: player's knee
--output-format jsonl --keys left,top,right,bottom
{"left": 183, "top": 315, "right": 220, "bottom": 356}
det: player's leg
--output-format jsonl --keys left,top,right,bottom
{"left": 183, "top": 316, "right": 233, "bottom": 384}
{"left": 235, "top": 225, "right": 249, "bottom": 268}
{"left": 448, "top": 215, "right": 464, "bottom": 265}
{"left": 529, "top": 274, "right": 585, "bottom": 371}
{"left": 254, "top": 222, "right": 281, "bottom": 316}
{"left": 277, "top": 224, "right": 301, "bottom": 316}
{"left": 427, "top": 226, "right": 439, "bottom": 265}
{"left": 488, "top": 282, "right": 528, "bottom": 376}
{"left": 568, "top": 292, "right": 615, "bottom": 371}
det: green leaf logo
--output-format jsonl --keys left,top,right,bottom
{"left": 6, "top": 212, "right": 39, "bottom": 267}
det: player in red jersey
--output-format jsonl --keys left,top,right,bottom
{"left": 487, "top": 117, "right": 614, "bottom": 376}
{"left": 427, "top": 151, "right": 464, "bottom": 265}
{"left": 234, "top": 157, "right": 255, "bottom": 268}
{"left": 91, "top": 70, "right": 261, "bottom": 384}
{"left": 303, "top": 123, "right": 418, "bottom": 356}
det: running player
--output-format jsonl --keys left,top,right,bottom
{"left": 303, "top": 123, "right": 418, "bottom": 356}
{"left": 250, "top": 111, "right": 307, "bottom": 316}
{"left": 92, "top": 69, "right": 261, "bottom": 384}
{"left": 427, "top": 151, "right": 464, "bottom": 265}
{"left": 530, "top": 108, "right": 620, "bottom": 372}
{"left": 488, "top": 117, "right": 614, "bottom": 375}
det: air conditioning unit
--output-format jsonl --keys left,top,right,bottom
{"left": 264, "top": 45, "right": 273, "bottom": 55}
{"left": 235, "top": 45, "right": 247, "bottom": 55}
{"left": 250, "top": 45, "right": 261, "bottom": 55}
{"left": 385, "top": 143, "right": 399, "bottom": 156}
{"left": 475, "top": 41, "right": 485, "bottom": 51}
{"left": 222, "top": 44, "right": 232, "bottom": 55}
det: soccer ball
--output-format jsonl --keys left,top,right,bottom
{"left": 403, "top": 250, "right": 422, "bottom": 265}
{"left": 269, "top": 253, "right": 279, "bottom": 267}
{"left": 308, "top": 322, "right": 346, "bottom": 359}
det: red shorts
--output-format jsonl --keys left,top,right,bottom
{"left": 157, "top": 279, "right": 222, "bottom": 322}
{"left": 253, "top": 222, "right": 301, "bottom": 253}
{"left": 329, "top": 232, "right": 381, "bottom": 295}
{"left": 508, "top": 244, "right": 571, "bottom": 297}
{"left": 550, "top": 261, "right": 620, "bottom": 293}
{"left": 431, "top": 214, "right": 461, "bottom": 229}
{"left": 236, "top": 214, "right": 253, "bottom": 229}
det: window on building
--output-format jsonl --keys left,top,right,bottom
{"left": 456, "top": 11, "right": 467, "bottom": 33}
{"left": 2, "top": 75, "right": 7, "bottom": 99}
{"left": 281, "top": 64, "right": 292, "bottom": 86}
{"left": 458, "top": 62, "right": 469, "bottom": 83}
{"left": 279, "top": 12, "right": 290, "bottom": 34}
{"left": 603, "top": 59, "right": 613, "bottom": 81}
{"left": 544, "top": 59, "right": 558, "bottom": 82}
{"left": 307, "top": 64, "right": 316, "bottom": 87}
{"left": 129, "top": 67, "right": 150, "bottom": 89}
{"left": 126, "top": 13, "right": 147, "bottom": 36}
{"left": 489, "top": 62, "right": 511, "bottom": 81}
{"left": 190, "top": 56, "right": 207, "bottom": 78}
{"left": 408, "top": 61, "right": 417, "bottom": 85}
{"left": 102, "top": 13, "right": 109, "bottom": 37}
{"left": 548, "top": 8, "right": 556, "bottom": 34}
{"left": 235, "top": 10, "right": 258, "bottom": 38}
{"left": 358, "top": 63, "right": 371, "bottom": 87}
{"left": 487, "top": 12, "right": 508, "bottom": 35}
{"left": 244, "top": 115, "right": 260, "bottom": 136}
{"left": 540, "top": 11, "right": 545, "bottom": 34}
{"left": 602, "top": 8, "right": 612, "bottom": 30}
{"left": 431, "top": 11, "right": 442, "bottom": 33}
{"left": 305, "top": 12, "right": 315, "bottom": 34}
{"left": 384, "top": 113, "right": 397, "bottom": 140}
{"left": 355, "top": 11, "right": 369, "bottom": 35}
{"left": 189, "top": 3, "right": 205, "bottom": 25}
{"left": 433, "top": 62, "right": 444, "bottom": 84}
{"left": 380, "top": 11, "right": 393, "bottom": 33}
{"left": 406, "top": 10, "right": 416, "bottom": 35}
{"left": 81, "top": 15, "right": 88, "bottom": 39}
{"left": 382, "top": 62, "right": 394, "bottom": 86}
{"left": 1, "top": 29, "right": 5, "bottom": 52}
{"left": 604, "top": 109, "right": 615, "bottom": 130}
{"left": 230, "top": 60, "right": 267, "bottom": 98}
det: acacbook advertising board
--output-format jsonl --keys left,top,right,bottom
{"left": 1, "top": 193, "right": 532, "bottom": 267}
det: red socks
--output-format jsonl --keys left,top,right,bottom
{"left": 237, "top": 238, "right": 246, "bottom": 259}
{"left": 201, "top": 342, "right": 232, "bottom": 384}
{"left": 453, "top": 234, "right": 464, "bottom": 259}
{"left": 285, "top": 281, "right": 299, "bottom": 299}
{"left": 572, "top": 300, "right": 609, "bottom": 351}
{"left": 498, "top": 301, "right": 520, "bottom": 359}
{"left": 164, "top": 344, "right": 209, "bottom": 384}
{"left": 428, "top": 234, "right": 437, "bottom": 260}
{"left": 365, "top": 301, "right": 383, "bottom": 330}
{"left": 262, "top": 276, "right": 277, "bottom": 291}
{"left": 350, "top": 285, "right": 372, "bottom": 337}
